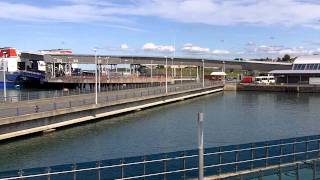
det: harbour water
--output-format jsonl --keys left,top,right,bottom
{"left": 1, "top": 91, "right": 320, "bottom": 171}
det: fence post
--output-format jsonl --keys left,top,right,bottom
{"left": 143, "top": 156, "right": 146, "bottom": 180}
{"left": 97, "top": 162, "right": 101, "bottom": 180}
{"left": 183, "top": 152, "right": 186, "bottom": 180}
{"left": 164, "top": 155, "right": 167, "bottom": 180}
{"left": 47, "top": 167, "right": 51, "bottom": 180}
{"left": 313, "top": 160, "right": 316, "bottom": 180}
{"left": 295, "top": 163, "right": 300, "bottom": 180}
{"left": 121, "top": 159, "right": 125, "bottom": 179}
{"left": 265, "top": 144, "right": 269, "bottom": 167}
{"left": 73, "top": 164, "right": 77, "bottom": 180}
{"left": 16, "top": 107, "right": 19, "bottom": 116}
{"left": 198, "top": 112, "right": 204, "bottom": 180}
{"left": 251, "top": 143, "right": 254, "bottom": 170}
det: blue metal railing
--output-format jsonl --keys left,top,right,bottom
{"left": 1, "top": 134, "right": 320, "bottom": 179}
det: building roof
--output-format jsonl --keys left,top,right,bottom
{"left": 210, "top": 72, "right": 226, "bottom": 76}
{"left": 294, "top": 55, "right": 320, "bottom": 64}
{"left": 269, "top": 70, "right": 320, "bottom": 74}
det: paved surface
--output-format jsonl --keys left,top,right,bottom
{"left": 0, "top": 82, "right": 221, "bottom": 119}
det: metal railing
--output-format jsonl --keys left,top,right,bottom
{"left": 1, "top": 134, "right": 320, "bottom": 180}
{"left": 0, "top": 82, "right": 222, "bottom": 119}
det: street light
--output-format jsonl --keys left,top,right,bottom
{"left": 202, "top": 59, "right": 205, "bottom": 88}
{"left": 2, "top": 52, "right": 7, "bottom": 102}
{"left": 165, "top": 56, "right": 168, "bottom": 94}
{"left": 98, "top": 57, "right": 101, "bottom": 92}
{"left": 94, "top": 49, "right": 98, "bottom": 104}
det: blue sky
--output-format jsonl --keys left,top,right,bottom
{"left": 1, "top": 0, "right": 320, "bottom": 59}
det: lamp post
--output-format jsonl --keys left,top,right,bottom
{"left": 165, "top": 56, "right": 168, "bottom": 94}
{"left": 150, "top": 60, "right": 153, "bottom": 86}
{"left": 2, "top": 52, "right": 7, "bottom": 102}
{"left": 98, "top": 57, "right": 101, "bottom": 92}
{"left": 180, "top": 62, "right": 183, "bottom": 84}
{"left": 94, "top": 49, "right": 98, "bottom": 104}
{"left": 202, "top": 59, "right": 205, "bottom": 88}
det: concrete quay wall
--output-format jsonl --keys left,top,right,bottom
{"left": 0, "top": 86, "right": 223, "bottom": 141}
{"left": 237, "top": 84, "right": 320, "bottom": 93}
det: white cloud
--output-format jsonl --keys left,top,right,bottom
{"left": 2, "top": 0, "right": 320, "bottom": 29}
{"left": 211, "top": 49, "right": 230, "bottom": 55}
{"left": 120, "top": 44, "right": 129, "bottom": 50}
{"left": 181, "top": 43, "right": 210, "bottom": 54}
{"left": 142, "top": 43, "right": 175, "bottom": 52}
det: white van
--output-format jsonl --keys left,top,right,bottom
{"left": 254, "top": 76, "right": 275, "bottom": 84}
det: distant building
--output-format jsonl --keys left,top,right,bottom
{"left": 37, "top": 49, "right": 73, "bottom": 55}
{"left": 269, "top": 55, "right": 320, "bottom": 84}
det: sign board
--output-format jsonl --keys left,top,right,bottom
{"left": 309, "top": 77, "right": 320, "bottom": 85}
{"left": 0, "top": 60, "right": 8, "bottom": 71}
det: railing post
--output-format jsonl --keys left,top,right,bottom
{"left": 235, "top": 148, "right": 239, "bottom": 172}
{"left": 183, "top": 152, "right": 186, "bottom": 180}
{"left": 163, "top": 155, "right": 167, "bottom": 180}
{"left": 47, "top": 167, "right": 51, "bottom": 180}
{"left": 278, "top": 165, "right": 282, "bottom": 180}
{"left": 295, "top": 163, "right": 299, "bottom": 180}
{"left": 143, "top": 156, "right": 146, "bottom": 180}
{"left": 97, "top": 162, "right": 101, "bottom": 180}
{"left": 73, "top": 164, "right": 77, "bottom": 180}
{"left": 16, "top": 107, "right": 19, "bottom": 116}
{"left": 198, "top": 112, "right": 204, "bottom": 180}
{"left": 218, "top": 147, "right": 222, "bottom": 176}
{"left": 293, "top": 140, "right": 296, "bottom": 162}
{"left": 313, "top": 160, "right": 316, "bottom": 180}
{"left": 121, "top": 159, "right": 124, "bottom": 179}
{"left": 265, "top": 144, "right": 269, "bottom": 167}
{"left": 18, "top": 169, "right": 23, "bottom": 178}
{"left": 251, "top": 143, "right": 254, "bottom": 170}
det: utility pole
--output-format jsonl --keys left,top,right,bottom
{"left": 165, "top": 56, "right": 168, "bottom": 94}
{"left": 202, "top": 59, "right": 205, "bottom": 88}
{"left": 94, "top": 49, "right": 98, "bottom": 104}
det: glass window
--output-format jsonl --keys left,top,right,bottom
{"left": 293, "top": 65, "right": 298, "bottom": 70}
{"left": 300, "top": 64, "right": 306, "bottom": 70}
{"left": 313, "top": 64, "right": 318, "bottom": 70}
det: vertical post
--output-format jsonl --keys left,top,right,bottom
{"left": 94, "top": 49, "right": 98, "bottom": 104}
{"left": 73, "top": 164, "right": 77, "bottom": 180}
{"left": 296, "top": 163, "right": 299, "bottom": 180}
{"left": 313, "top": 160, "right": 316, "bottom": 180}
{"left": 2, "top": 58, "right": 6, "bottom": 102}
{"left": 98, "top": 64, "right": 101, "bottom": 92}
{"left": 97, "top": 162, "right": 101, "bottom": 180}
{"left": 165, "top": 56, "right": 168, "bottom": 94}
{"left": 143, "top": 156, "right": 146, "bottom": 180}
{"left": 183, "top": 152, "right": 186, "bottom": 180}
{"left": 180, "top": 62, "right": 183, "bottom": 84}
{"left": 202, "top": 59, "right": 205, "bottom": 88}
{"left": 196, "top": 66, "right": 199, "bottom": 83}
{"left": 150, "top": 60, "right": 153, "bottom": 86}
{"left": 198, "top": 112, "right": 204, "bottom": 180}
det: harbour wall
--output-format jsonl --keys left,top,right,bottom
{"left": 0, "top": 86, "right": 223, "bottom": 141}
{"left": 236, "top": 84, "right": 320, "bottom": 93}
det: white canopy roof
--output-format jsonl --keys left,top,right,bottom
{"left": 294, "top": 55, "right": 320, "bottom": 64}
{"left": 210, "top": 72, "right": 226, "bottom": 76}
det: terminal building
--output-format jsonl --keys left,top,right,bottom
{"left": 269, "top": 55, "right": 320, "bottom": 84}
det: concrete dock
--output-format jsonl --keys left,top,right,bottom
{"left": 0, "top": 83, "right": 223, "bottom": 141}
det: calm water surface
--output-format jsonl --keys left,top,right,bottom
{"left": 1, "top": 91, "right": 320, "bottom": 171}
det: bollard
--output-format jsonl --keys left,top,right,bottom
{"left": 198, "top": 112, "right": 204, "bottom": 180}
